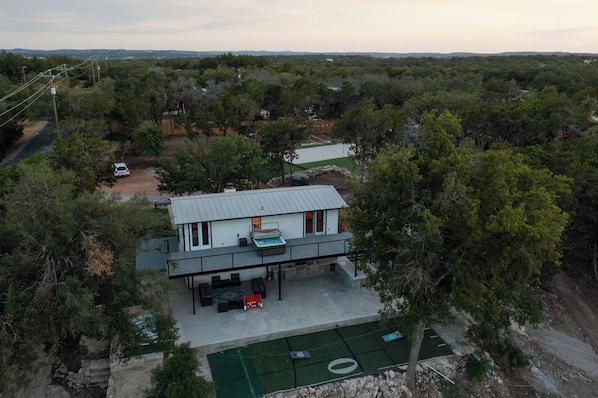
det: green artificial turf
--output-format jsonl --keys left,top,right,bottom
{"left": 208, "top": 320, "right": 454, "bottom": 398}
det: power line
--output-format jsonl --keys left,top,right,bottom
{"left": 0, "top": 80, "right": 54, "bottom": 129}
{"left": 0, "top": 78, "right": 55, "bottom": 119}
{"left": 0, "top": 72, "right": 46, "bottom": 102}
{"left": 0, "top": 53, "right": 106, "bottom": 127}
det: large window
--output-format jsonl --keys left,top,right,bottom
{"left": 191, "top": 222, "right": 210, "bottom": 248}
{"left": 306, "top": 211, "right": 325, "bottom": 235}
{"left": 191, "top": 223, "right": 199, "bottom": 246}
{"left": 201, "top": 222, "right": 209, "bottom": 246}
{"left": 316, "top": 210, "right": 324, "bottom": 234}
{"left": 305, "top": 211, "right": 313, "bottom": 234}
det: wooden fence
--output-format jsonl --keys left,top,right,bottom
{"left": 160, "top": 119, "right": 336, "bottom": 137}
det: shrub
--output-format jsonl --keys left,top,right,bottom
{"left": 465, "top": 354, "right": 492, "bottom": 381}
{"left": 145, "top": 342, "right": 215, "bottom": 398}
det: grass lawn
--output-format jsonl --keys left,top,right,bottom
{"left": 259, "top": 157, "right": 357, "bottom": 183}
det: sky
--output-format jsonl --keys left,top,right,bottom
{"left": 2, "top": 0, "right": 598, "bottom": 54}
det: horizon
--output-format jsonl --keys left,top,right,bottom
{"left": 5, "top": 48, "right": 598, "bottom": 57}
{"left": 3, "top": 1, "right": 598, "bottom": 54}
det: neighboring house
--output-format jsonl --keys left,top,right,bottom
{"left": 166, "top": 185, "right": 352, "bottom": 280}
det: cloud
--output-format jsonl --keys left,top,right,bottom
{"left": 1, "top": 0, "right": 597, "bottom": 52}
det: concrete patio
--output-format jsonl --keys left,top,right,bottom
{"left": 169, "top": 268, "right": 384, "bottom": 356}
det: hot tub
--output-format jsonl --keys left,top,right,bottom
{"left": 253, "top": 235, "right": 286, "bottom": 248}
{"left": 251, "top": 229, "right": 286, "bottom": 256}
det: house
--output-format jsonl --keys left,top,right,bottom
{"left": 166, "top": 185, "right": 353, "bottom": 282}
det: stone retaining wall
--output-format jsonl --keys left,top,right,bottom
{"left": 265, "top": 369, "right": 414, "bottom": 398}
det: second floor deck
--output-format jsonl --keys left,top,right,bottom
{"left": 167, "top": 232, "right": 353, "bottom": 278}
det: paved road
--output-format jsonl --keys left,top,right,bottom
{"left": 1, "top": 122, "right": 54, "bottom": 168}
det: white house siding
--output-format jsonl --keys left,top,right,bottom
{"left": 181, "top": 211, "right": 340, "bottom": 251}
{"left": 263, "top": 213, "right": 303, "bottom": 240}
{"left": 211, "top": 218, "right": 253, "bottom": 248}
{"left": 326, "top": 209, "right": 339, "bottom": 234}
{"left": 183, "top": 223, "right": 192, "bottom": 251}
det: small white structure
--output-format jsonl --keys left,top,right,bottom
{"left": 166, "top": 185, "right": 351, "bottom": 279}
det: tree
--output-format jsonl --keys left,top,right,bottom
{"left": 347, "top": 111, "right": 569, "bottom": 389}
{"left": 0, "top": 117, "right": 23, "bottom": 161}
{"left": 175, "top": 98, "right": 215, "bottom": 139}
{"left": 146, "top": 342, "right": 215, "bottom": 398}
{"left": 0, "top": 162, "right": 174, "bottom": 394}
{"left": 48, "top": 131, "right": 117, "bottom": 191}
{"left": 258, "top": 116, "right": 310, "bottom": 184}
{"left": 209, "top": 92, "right": 259, "bottom": 135}
{"left": 133, "top": 120, "right": 165, "bottom": 157}
{"left": 520, "top": 137, "right": 598, "bottom": 281}
{"left": 166, "top": 75, "right": 201, "bottom": 115}
{"left": 112, "top": 91, "right": 148, "bottom": 160}
{"left": 156, "top": 134, "right": 261, "bottom": 195}
{"left": 332, "top": 98, "right": 405, "bottom": 175}
{"left": 69, "top": 78, "right": 116, "bottom": 122}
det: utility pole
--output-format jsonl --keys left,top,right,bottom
{"left": 91, "top": 61, "right": 96, "bottom": 84}
{"left": 50, "top": 76, "right": 59, "bottom": 133}
{"left": 21, "top": 66, "right": 27, "bottom": 83}
{"left": 97, "top": 63, "right": 101, "bottom": 82}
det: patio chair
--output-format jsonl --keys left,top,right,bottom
{"left": 200, "top": 283, "right": 213, "bottom": 307}
{"left": 231, "top": 273, "right": 241, "bottom": 287}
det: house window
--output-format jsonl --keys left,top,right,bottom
{"left": 252, "top": 217, "right": 261, "bottom": 230}
{"left": 191, "top": 223, "right": 199, "bottom": 246}
{"left": 305, "top": 211, "right": 313, "bottom": 234}
{"left": 316, "top": 210, "right": 324, "bottom": 234}
{"left": 306, "top": 211, "right": 325, "bottom": 236}
{"left": 191, "top": 222, "right": 210, "bottom": 248}
{"left": 201, "top": 222, "right": 209, "bottom": 246}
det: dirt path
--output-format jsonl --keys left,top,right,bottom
{"left": 552, "top": 272, "right": 598, "bottom": 357}
{"left": 507, "top": 271, "right": 598, "bottom": 397}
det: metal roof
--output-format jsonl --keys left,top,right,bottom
{"left": 168, "top": 185, "right": 347, "bottom": 225}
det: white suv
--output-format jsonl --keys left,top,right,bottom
{"left": 113, "top": 162, "right": 130, "bottom": 177}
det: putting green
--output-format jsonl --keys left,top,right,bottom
{"left": 208, "top": 320, "right": 453, "bottom": 398}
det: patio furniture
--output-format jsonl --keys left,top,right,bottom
{"left": 212, "top": 275, "right": 230, "bottom": 289}
{"left": 252, "top": 277, "right": 266, "bottom": 299}
{"left": 199, "top": 283, "right": 213, "bottom": 307}
{"left": 382, "top": 331, "right": 403, "bottom": 343}
{"left": 228, "top": 298, "right": 243, "bottom": 310}
{"left": 244, "top": 294, "right": 262, "bottom": 310}
{"left": 217, "top": 302, "right": 228, "bottom": 313}
{"left": 290, "top": 351, "right": 311, "bottom": 359}
{"left": 231, "top": 273, "right": 241, "bottom": 287}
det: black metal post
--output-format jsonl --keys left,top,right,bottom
{"left": 354, "top": 254, "right": 358, "bottom": 278}
{"left": 278, "top": 264, "right": 282, "bottom": 301}
{"left": 192, "top": 276, "right": 196, "bottom": 315}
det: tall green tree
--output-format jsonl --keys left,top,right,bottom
{"left": 209, "top": 92, "right": 259, "bottom": 135}
{"left": 175, "top": 98, "right": 215, "bottom": 138}
{"left": 347, "top": 111, "right": 569, "bottom": 389}
{"left": 0, "top": 162, "right": 174, "bottom": 394}
{"left": 258, "top": 116, "right": 310, "bottom": 184}
{"left": 332, "top": 98, "right": 405, "bottom": 175}
{"left": 48, "top": 132, "right": 117, "bottom": 191}
{"left": 520, "top": 136, "right": 598, "bottom": 281}
{"left": 156, "top": 134, "right": 261, "bottom": 195}
{"left": 132, "top": 120, "right": 165, "bottom": 157}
